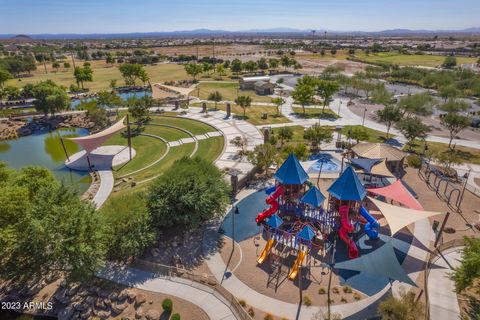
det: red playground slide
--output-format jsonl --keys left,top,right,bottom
{"left": 338, "top": 205, "right": 359, "bottom": 259}
{"left": 255, "top": 185, "right": 284, "bottom": 224}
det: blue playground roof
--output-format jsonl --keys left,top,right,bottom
{"left": 327, "top": 166, "right": 366, "bottom": 201}
{"left": 300, "top": 186, "right": 326, "bottom": 207}
{"left": 350, "top": 158, "right": 383, "bottom": 173}
{"left": 267, "top": 214, "right": 283, "bottom": 228}
{"left": 297, "top": 225, "right": 315, "bottom": 241}
{"left": 274, "top": 153, "right": 309, "bottom": 185}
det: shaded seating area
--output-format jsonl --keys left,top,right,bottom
{"left": 352, "top": 143, "right": 406, "bottom": 176}
{"left": 367, "top": 179, "right": 424, "bottom": 211}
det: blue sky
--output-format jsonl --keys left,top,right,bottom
{"left": 0, "top": 0, "right": 478, "bottom": 34}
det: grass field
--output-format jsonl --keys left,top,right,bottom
{"left": 192, "top": 81, "right": 273, "bottom": 103}
{"left": 5, "top": 61, "right": 191, "bottom": 91}
{"left": 406, "top": 140, "right": 480, "bottom": 165}
{"left": 149, "top": 115, "right": 216, "bottom": 135}
{"left": 191, "top": 102, "right": 290, "bottom": 126}
{"left": 341, "top": 125, "right": 391, "bottom": 143}
{"left": 291, "top": 107, "right": 339, "bottom": 119}
{"left": 355, "top": 51, "right": 478, "bottom": 67}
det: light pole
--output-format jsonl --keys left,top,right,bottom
{"left": 362, "top": 108, "right": 367, "bottom": 126}
{"left": 337, "top": 100, "right": 342, "bottom": 116}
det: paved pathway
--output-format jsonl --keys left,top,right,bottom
{"left": 93, "top": 170, "right": 114, "bottom": 208}
{"left": 97, "top": 264, "right": 237, "bottom": 320}
{"left": 428, "top": 247, "right": 463, "bottom": 320}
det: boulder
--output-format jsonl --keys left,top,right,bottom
{"left": 97, "top": 289, "right": 109, "bottom": 298}
{"left": 84, "top": 296, "right": 95, "bottom": 306}
{"left": 79, "top": 308, "right": 92, "bottom": 320}
{"left": 118, "top": 290, "right": 129, "bottom": 301}
{"left": 57, "top": 307, "right": 75, "bottom": 320}
{"left": 54, "top": 290, "right": 70, "bottom": 305}
{"left": 111, "top": 301, "right": 129, "bottom": 314}
{"left": 97, "top": 310, "right": 111, "bottom": 319}
{"left": 145, "top": 309, "right": 161, "bottom": 320}
{"left": 135, "top": 293, "right": 147, "bottom": 306}
{"left": 108, "top": 291, "right": 119, "bottom": 302}
{"left": 127, "top": 290, "right": 136, "bottom": 301}
{"left": 135, "top": 307, "right": 145, "bottom": 319}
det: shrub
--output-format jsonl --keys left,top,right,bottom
{"left": 341, "top": 296, "right": 347, "bottom": 303}
{"left": 318, "top": 287, "right": 326, "bottom": 294}
{"left": 162, "top": 298, "right": 173, "bottom": 312}
{"left": 342, "top": 285, "right": 352, "bottom": 293}
{"left": 303, "top": 296, "right": 312, "bottom": 306}
{"left": 264, "top": 313, "right": 274, "bottom": 320}
{"left": 406, "top": 154, "right": 422, "bottom": 168}
{"left": 238, "top": 299, "right": 246, "bottom": 307}
{"left": 171, "top": 314, "right": 181, "bottom": 320}
{"left": 353, "top": 292, "right": 361, "bottom": 300}
{"left": 248, "top": 307, "right": 255, "bottom": 317}
{"left": 332, "top": 287, "right": 340, "bottom": 294}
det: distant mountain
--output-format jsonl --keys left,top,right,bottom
{"left": 0, "top": 27, "right": 479, "bottom": 40}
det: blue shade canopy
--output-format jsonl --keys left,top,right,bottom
{"left": 300, "top": 186, "right": 326, "bottom": 207}
{"left": 327, "top": 166, "right": 366, "bottom": 201}
{"left": 350, "top": 158, "right": 383, "bottom": 173}
{"left": 297, "top": 225, "right": 315, "bottom": 241}
{"left": 334, "top": 241, "right": 417, "bottom": 287}
{"left": 267, "top": 214, "right": 283, "bottom": 228}
{"left": 274, "top": 154, "right": 309, "bottom": 185}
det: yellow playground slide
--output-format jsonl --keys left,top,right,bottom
{"left": 288, "top": 250, "right": 307, "bottom": 280}
{"left": 257, "top": 239, "right": 275, "bottom": 264}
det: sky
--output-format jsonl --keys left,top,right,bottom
{"left": 0, "top": 0, "right": 479, "bottom": 34}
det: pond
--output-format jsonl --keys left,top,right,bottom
{"left": 70, "top": 90, "right": 151, "bottom": 109}
{"left": 0, "top": 127, "right": 91, "bottom": 193}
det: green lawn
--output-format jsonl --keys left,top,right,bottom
{"left": 191, "top": 102, "right": 290, "bottom": 126}
{"left": 149, "top": 115, "right": 216, "bottom": 135}
{"left": 291, "top": 107, "right": 339, "bottom": 119}
{"left": 195, "top": 136, "right": 225, "bottom": 161}
{"left": 192, "top": 81, "right": 273, "bottom": 103}
{"left": 141, "top": 124, "right": 189, "bottom": 141}
{"left": 341, "top": 125, "right": 392, "bottom": 143}
{"left": 5, "top": 62, "right": 191, "bottom": 92}
{"left": 271, "top": 125, "right": 306, "bottom": 143}
{"left": 405, "top": 140, "right": 480, "bottom": 165}
{"left": 355, "top": 52, "right": 478, "bottom": 67}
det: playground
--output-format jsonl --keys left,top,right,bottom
{"left": 215, "top": 151, "right": 480, "bottom": 315}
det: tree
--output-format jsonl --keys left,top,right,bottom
{"left": 292, "top": 83, "right": 315, "bottom": 115}
{"left": 73, "top": 66, "right": 93, "bottom": 89}
{"left": 230, "top": 59, "right": 243, "bottom": 74}
{"left": 147, "top": 157, "right": 229, "bottom": 229}
{"left": 349, "top": 126, "right": 370, "bottom": 143}
{"left": 316, "top": 80, "right": 340, "bottom": 113}
{"left": 371, "top": 85, "right": 394, "bottom": 105}
{"left": 230, "top": 136, "right": 248, "bottom": 157}
{"left": 0, "top": 166, "right": 107, "bottom": 282}
{"left": 139, "top": 69, "right": 150, "bottom": 87}
{"left": 439, "top": 85, "right": 459, "bottom": 102}
{"left": 257, "top": 58, "right": 268, "bottom": 71}
{"left": 397, "top": 93, "right": 434, "bottom": 117}
{"left": 377, "top": 290, "right": 424, "bottom": 320}
{"left": 440, "top": 112, "right": 471, "bottom": 147}
{"left": 184, "top": 62, "right": 203, "bottom": 81}
{"left": 109, "top": 79, "right": 117, "bottom": 90}
{"left": 84, "top": 102, "right": 109, "bottom": 129}
{"left": 202, "top": 62, "right": 213, "bottom": 76}
{"left": 396, "top": 116, "right": 431, "bottom": 148}
{"left": 268, "top": 58, "right": 279, "bottom": 71}
{"left": 277, "top": 127, "right": 293, "bottom": 145}
{"left": 438, "top": 99, "right": 470, "bottom": 113}
{"left": 281, "top": 55, "right": 292, "bottom": 70}
{"left": 303, "top": 124, "right": 333, "bottom": 150}
{"left": 119, "top": 63, "right": 146, "bottom": 86}
{"left": 32, "top": 81, "right": 70, "bottom": 116}
{"left": 52, "top": 61, "right": 60, "bottom": 73}
{"left": 375, "top": 105, "right": 402, "bottom": 138}
{"left": 247, "top": 143, "right": 277, "bottom": 173}
{"left": 271, "top": 97, "right": 285, "bottom": 115}
{"left": 127, "top": 97, "right": 150, "bottom": 123}
{"left": 243, "top": 60, "right": 257, "bottom": 73}
{"left": 101, "top": 193, "right": 155, "bottom": 260}
{"left": 0, "top": 68, "right": 12, "bottom": 89}
{"left": 216, "top": 64, "right": 226, "bottom": 76}
{"left": 279, "top": 144, "right": 309, "bottom": 162}
{"left": 442, "top": 56, "right": 457, "bottom": 69}
{"left": 208, "top": 91, "right": 223, "bottom": 110}
{"left": 63, "top": 62, "right": 70, "bottom": 70}
{"left": 235, "top": 95, "right": 252, "bottom": 119}
{"left": 452, "top": 237, "right": 480, "bottom": 292}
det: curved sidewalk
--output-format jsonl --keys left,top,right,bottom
{"left": 97, "top": 264, "right": 237, "bottom": 320}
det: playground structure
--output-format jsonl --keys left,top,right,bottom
{"left": 254, "top": 154, "right": 380, "bottom": 285}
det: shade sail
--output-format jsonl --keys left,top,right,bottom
{"left": 368, "top": 180, "right": 424, "bottom": 211}
{"left": 297, "top": 225, "right": 315, "bottom": 241}
{"left": 274, "top": 154, "right": 309, "bottom": 185}
{"left": 66, "top": 117, "right": 126, "bottom": 154}
{"left": 334, "top": 240, "right": 417, "bottom": 287}
{"left": 301, "top": 186, "right": 326, "bottom": 207}
{"left": 352, "top": 143, "right": 406, "bottom": 161}
{"left": 368, "top": 197, "right": 442, "bottom": 236}
{"left": 350, "top": 158, "right": 383, "bottom": 173}
{"left": 267, "top": 214, "right": 284, "bottom": 228}
{"left": 370, "top": 159, "right": 395, "bottom": 177}
{"left": 328, "top": 166, "right": 366, "bottom": 201}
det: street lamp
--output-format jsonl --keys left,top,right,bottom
{"left": 362, "top": 108, "right": 367, "bottom": 127}
{"left": 337, "top": 100, "right": 342, "bottom": 116}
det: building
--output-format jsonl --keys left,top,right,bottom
{"left": 239, "top": 76, "right": 271, "bottom": 90}
{"left": 253, "top": 81, "right": 275, "bottom": 95}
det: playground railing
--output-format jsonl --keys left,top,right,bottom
{"left": 131, "top": 259, "right": 253, "bottom": 320}
{"left": 423, "top": 238, "right": 466, "bottom": 320}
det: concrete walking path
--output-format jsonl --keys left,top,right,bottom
{"left": 427, "top": 247, "right": 463, "bottom": 320}
{"left": 97, "top": 265, "right": 237, "bottom": 320}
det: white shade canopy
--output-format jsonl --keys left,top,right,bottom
{"left": 368, "top": 197, "right": 443, "bottom": 236}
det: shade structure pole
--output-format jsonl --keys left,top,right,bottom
{"left": 60, "top": 137, "right": 70, "bottom": 162}
{"left": 127, "top": 114, "right": 132, "bottom": 160}
{"left": 434, "top": 211, "right": 451, "bottom": 248}
{"left": 86, "top": 155, "right": 92, "bottom": 171}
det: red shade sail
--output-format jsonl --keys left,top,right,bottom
{"left": 367, "top": 179, "right": 424, "bottom": 211}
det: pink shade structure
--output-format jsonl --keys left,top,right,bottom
{"left": 66, "top": 117, "right": 126, "bottom": 154}
{"left": 367, "top": 179, "right": 424, "bottom": 211}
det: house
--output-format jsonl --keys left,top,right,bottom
{"left": 254, "top": 81, "right": 275, "bottom": 95}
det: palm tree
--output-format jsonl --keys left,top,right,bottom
{"left": 235, "top": 95, "right": 252, "bottom": 119}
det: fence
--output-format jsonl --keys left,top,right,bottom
{"left": 423, "top": 238, "right": 466, "bottom": 320}
{"left": 132, "top": 259, "right": 252, "bottom": 320}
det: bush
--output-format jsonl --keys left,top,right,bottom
{"left": 318, "top": 287, "right": 326, "bottom": 294}
{"left": 248, "top": 307, "right": 255, "bottom": 317}
{"left": 162, "top": 298, "right": 173, "bottom": 312}
{"left": 264, "top": 313, "right": 274, "bottom": 320}
{"left": 303, "top": 296, "right": 312, "bottom": 306}
{"left": 406, "top": 154, "right": 422, "bottom": 168}
{"left": 342, "top": 285, "right": 353, "bottom": 293}
{"left": 238, "top": 299, "right": 246, "bottom": 307}
{"left": 341, "top": 296, "right": 347, "bottom": 303}
{"left": 171, "top": 314, "right": 181, "bottom": 320}
{"left": 353, "top": 292, "right": 361, "bottom": 300}
{"left": 148, "top": 157, "right": 230, "bottom": 229}
{"left": 332, "top": 287, "right": 340, "bottom": 294}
